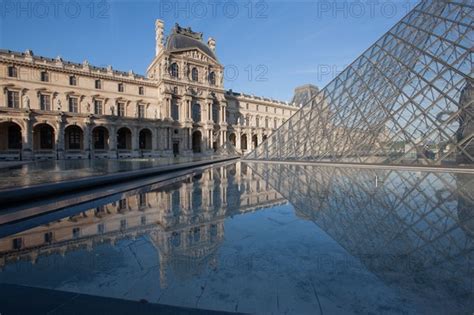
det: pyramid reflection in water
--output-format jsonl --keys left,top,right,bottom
{"left": 248, "top": 162, "right": 474, "bottom": 302}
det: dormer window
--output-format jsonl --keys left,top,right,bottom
{"left": 191, "top": 67, "right": 198, "bottom": 82}
{"left": 169, "top": 63, "right": 179, "bottom": 78}
{"left": 8, "top": 66, "right": 17, "bottom": 77}
{"left": 69, "top": 75, "right": 77, "bottom": 86}
{"left": 40, "top": 71, "right": 49, "bottom": 82}
{"left": 95, "top": 79, "right": 102, "bottom": 89}
{"left": 139, "top": 86, "right": 144, "bottom": 95}
{"left": 209, "top": 72, "right": 216, "bottom": 85}
{"left": 118, "top": 83, "right": 124, "bottom": 92}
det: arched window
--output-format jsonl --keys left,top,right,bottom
{"left": 192, "top": 67, "right": 199, "bottom": 81}
{"left": 171, "top": 98, "right": 179, "bottom": 121}
{"left": 192, "top": 103, "right": 201, "bottom": 122}
{"left": 169, "top": 63, "right": 179, "bottom": 78}
{"left": 209, "top": 72, "right": 216, "bottom": 85}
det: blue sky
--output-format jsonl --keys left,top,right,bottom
{"left": 0, "top": 0, "right": 419, "bottom": 101}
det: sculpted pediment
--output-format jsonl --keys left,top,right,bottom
{"left": 171, "top": 48, "right": 219, "bottom": 66}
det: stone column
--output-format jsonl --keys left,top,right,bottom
{"left": 56, "top": 118, "right": 65, "bottom": 160}
{"left": 22, "top": 118, "right": 33, "bottom": 160}
{"left": 109, "top": 125, "right": 117, "bottom": 158}
{"left": 152, "top": 127, "right": 159, "bottom": 153}
{"left": 131, "top": 126, "right": 139, "bottom": 157}
{"left": 257, "top": 132, "right": 263, "bottom": 148}
{"left": 236, "top": 131, "right": 241, "bottom": 152}
{"left": 167, "top": 98, "right": 172, "bottom": 119}
{"left": 208, "top": 129, "right": 214, "bottom": 151}
{"left": 188, "top": 128, "right": 192, "bottom": 151}
{"left": 84, "top": 123, "right": 91, "bottom": 159}
{"left": 167, "top": 128, "right": 172, "bottom": 150}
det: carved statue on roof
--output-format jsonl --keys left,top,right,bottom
{"left": 174, "top": 23, "right": 203, "bottom": 41}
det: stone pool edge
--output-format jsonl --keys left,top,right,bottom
{"left": 0, "top": 156, "right": 239, "bottom": 205}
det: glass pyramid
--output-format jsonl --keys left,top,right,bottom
{"left": 247, "top": 0, "right": 473, "bottom": 166}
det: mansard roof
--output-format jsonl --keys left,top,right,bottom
{"left": 165, "top": 24, "right": 217, "bottom": 61}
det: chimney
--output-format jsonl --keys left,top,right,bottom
{"left": 155, "top": 19, "right": 164, "bottom": 56}
{"left": 208, "top": 37, "right": 216, "bottom": 52}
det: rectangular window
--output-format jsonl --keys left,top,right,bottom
{"left": 41, "top": 71, "right": 49, "bottom": 82}
{"left": 12, "top": 238, "right": 22, "bottom": 250}
{"left": 8, "top": 66, "right": 17, "bottom": 77}
{"left": 139, "top": 194, "right": 147, "bottom": 207}
{"left": 40, "top": 94, "right": 51, "bottom": 111}
{"left": 95, "top": 79, "right": 102, "bottom": 89}
{"left": 97, "top": 223, "right": 105, "bottom": 234}
{"left": 69, "top": 97, "right": 79, "bottom": 113}
{"left": 117, "top": 103, "right": 125, "bottom": 117}
{"left": 72, "top": 227, "right": 80, "bottom": 239}
{"left": 138, "top": 104, "right": 145, "bottom": 118}
{"left": 139, "top": 86, "right": 144, "bottom": 95}
{"left": 69, "top": 76, "right": 77, "bottom": 86}
{"left": 44, "top": 232, "right": 53, "bottom": 243}
{"left": 118, "top": 83, "right": 124, "bottom": 92}
{"left": 94, "top": 100, "right": 103, "bottom": 115}
{"left": 7, "top": 90, "right": 20, "bottom": 108}
{"left": 119, "top": 198, "right": 127, "bottom": 210}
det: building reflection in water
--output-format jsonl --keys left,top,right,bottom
{"left": 249, "top": 162, "right": 474, "bottom": 300}
{"left": 0, "top": 162, "right": 287, "bottom": 288}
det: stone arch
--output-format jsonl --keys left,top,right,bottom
{"left": 64, "top": 125, "right": 84, "bottom": 150}
{"left": 0, "top": 121, "right": 22, "bottom": 151}
{"left": 117, "top": 127, "right": 132, "bottom": 150}
{"left": 92, "top": 126, "right": 109, "bottom": 150}
{"left": 33, "top": 123, "right": 55, "bottom": 150}
{"left": 139, "top": 128, "right": 153, "bottom": 150}
{"left": 192, "top": 130, "right": 202, "bottom": 153}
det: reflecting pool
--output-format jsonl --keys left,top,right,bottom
{"left": 0, "top": 162, "right": 473, "bottom": 314}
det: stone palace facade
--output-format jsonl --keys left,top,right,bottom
{"left": 0, "top": 21, "right": 303, "bottom": 161}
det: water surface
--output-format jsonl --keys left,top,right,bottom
{"left": 0, "top": 162, "right": 472, "bottom": 314}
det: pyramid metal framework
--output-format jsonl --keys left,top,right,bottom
{"left": 247, "top": 0, "right": 474, "bottom": 166}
